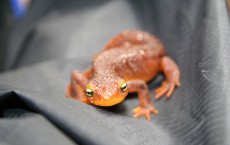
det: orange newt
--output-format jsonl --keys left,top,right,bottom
{"left": 66, "top": 30, "right": 180, "bottom": 120}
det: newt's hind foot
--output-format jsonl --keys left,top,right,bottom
{"left": 154, "top": 56, "right": 180, "bottom": 99}
{"left": 154, "top": 80, "right": 180, "bottom": 99}
{"left": 133, "top": 105, "right": 158, "bottom": 121}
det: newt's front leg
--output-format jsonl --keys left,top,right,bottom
{"left": 154, "top": 56, "right": 181, "bottom": 99}
{"left": 127, "top": 80, "right": 158, "bottom": 120}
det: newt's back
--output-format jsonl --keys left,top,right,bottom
{"left": 93, "top": 43, "right": 165, "bottom": 82}
{"left": 93, "top": 30, "right": 167, "bottom": 82}
{"left": 103, "top": 30, "right": 166, "bottom": 57}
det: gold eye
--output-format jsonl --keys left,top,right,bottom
{"left": 85, "top": 88, "right": 94, "bottom": 97}
{"left": 120, "top": 82, "right": 127, "bottom": 92}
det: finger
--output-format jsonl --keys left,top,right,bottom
{"left": 176, "top": 78, "right": 181, "bottom": 87}
{"left": 151, "top": 109, "right": 159, "bottom": 115}
{"left": 155, "top": 86, "right": 169, "bottom": 99}
{"left": 145, "top": 113, "right": 151, "bottom": 121}
{"left": 134, "top": 112, "right": 142, "bottom": 118}
{"left": 166, "top": 84, "right": 175, "bottom": 97}
{"left": 133, "top": 107, "right": 140, "bottom": 113}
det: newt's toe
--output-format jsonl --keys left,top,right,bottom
{"left": 154, "top": 80, "right": 180, "bottom": 99}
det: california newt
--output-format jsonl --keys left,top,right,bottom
{"left": 66, "top": 30, "right": 180, "bottom": 120}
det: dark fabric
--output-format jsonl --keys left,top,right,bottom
{"left": 0, "top": 0, "right": 229, "bottom": 144}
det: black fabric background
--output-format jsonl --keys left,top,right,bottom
{"left": 0, "top": 0, "right": 229, "bottom": 145}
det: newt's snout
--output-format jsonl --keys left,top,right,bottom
{"left": 89, "top": 95, "right": 126, "bottom": 106}
{"left": 87, "top": 87, "right": 128, "bottom": 106}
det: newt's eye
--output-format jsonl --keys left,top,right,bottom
{"left": 120, "top": 82, "right": 127, "bottom": 92}
{"left": 85, "top": 88, "right": 94, "bottom": 97}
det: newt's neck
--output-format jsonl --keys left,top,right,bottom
{"left": 93, "top": 68, "right": 116, "bottom": 79}
{"left": 93, "top": 59, "right": 116, "bottom": 76}
{"left": 91, "top": 63, "right": 120, "bottom": 84}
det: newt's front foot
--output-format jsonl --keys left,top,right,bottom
{"left": 133, "top": 105, "right": 158, "bottom": 121}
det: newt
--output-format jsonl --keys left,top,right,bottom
{"left": 66, "top": 30, "right": 180, "bottom": 120}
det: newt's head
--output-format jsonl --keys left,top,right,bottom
{"left": 85, "top": 76, "right": 128, "bottom": 106}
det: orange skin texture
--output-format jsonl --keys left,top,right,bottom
{"left": 66, "top": 30, "right": 180, "bottom": 120}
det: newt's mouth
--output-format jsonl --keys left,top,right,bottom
{"left": 90, "top": 96, "right": 126, "bottom": 106}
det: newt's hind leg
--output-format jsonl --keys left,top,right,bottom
{"left": 66, "top": 70, "right": 90, "bottom": 104}
{"left": 154, "top": 56, "right": 181, "bottom": 99}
